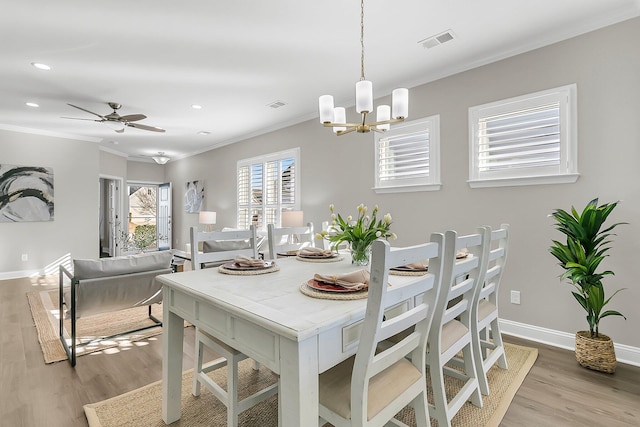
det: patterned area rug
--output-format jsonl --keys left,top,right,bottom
{"left": 27, "top": 289, "right": 166, "bottom": 364}
{"left": 84, "top": 343, "right": 537, "bottom": 427}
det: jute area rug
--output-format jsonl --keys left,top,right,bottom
{"left": 84, "top": 343, "right": 537, "bottom": 427}
{"left": 27, "top": 289, "right": 166, "bottom": 364}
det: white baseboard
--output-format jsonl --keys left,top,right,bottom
{"left": 0, "top": 269, "right": 45, "bottom": 281}
{"left": 500, "top": 318, "right": 640, "bottom": 367}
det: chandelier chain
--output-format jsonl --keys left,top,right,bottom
{"left": 360, "top": 0, "right": 365, "bottom": 81}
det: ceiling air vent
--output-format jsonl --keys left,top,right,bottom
{"left": 419, "top": 30, "right": 455, "bottom": 49}
{"left": 267, "top": 100, "right": 287, "bottom": 109}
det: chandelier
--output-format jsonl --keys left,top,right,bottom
{"left": 318, "top": 0, "right": 408, "bottom": 136}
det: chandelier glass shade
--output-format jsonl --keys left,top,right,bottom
{"left": 318, "top": 0, "right": 408, "bottom": 136}
{"left": 152, "top": 152, "right": 170, "bottom": 165}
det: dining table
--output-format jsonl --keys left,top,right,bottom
{"left": 157, "top": 252, "right": 425, "bottom": 426}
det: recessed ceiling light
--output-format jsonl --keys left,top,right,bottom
{"left": 25, "top": 102, "right": 39, "bottom": 107}
{"left": 191, "top": 104, "right": 202, "bottom": 109}
{"left": 197, "top": 131, "right": 211, "bottom": 135}
{"left": 31, "top": 62, "right": 51, "bottom": 70}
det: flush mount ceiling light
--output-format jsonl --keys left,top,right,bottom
{"left": 318, "top": 0, "right": 408, "bottom": 136}
{"left": 25, "top": 102, "right": 39, "bottom": 107}
{"left": 191, "top": 104, "right": 202, "bottom": 109}
{"left": 152, "top": 152, "right": 170, "bottom": 165}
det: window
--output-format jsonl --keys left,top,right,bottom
{"left": 237, "top": 148, "right": 300, "bottom": 230}
{"left": 374, "top": 116, "right": 441, "bottom": 193}
{"left": 469, "top": 84, "right": 579, "bottom": 188}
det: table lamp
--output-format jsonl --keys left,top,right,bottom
{"left": 199, "top": 211, "right": 217, "bottom": 232}
{"left": 281, "top": 210, "right": 304, "bottom": 228}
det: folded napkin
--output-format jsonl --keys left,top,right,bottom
{"left": 234, "top": 255, "right": 266, "bottom": 268}
{"left": 313, "top": 269, "right": 370, "bottom": 290}
{"left": 404, "top": 260, "right": 429, "bottom": 270}
{"left": 456, "top": 249, "right": 470, "bottom": 259}
{"left": 299, "top": 247, "right": 333, "bottom": 257}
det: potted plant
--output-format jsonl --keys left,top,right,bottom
{"left": 549, "top": 198, "right": 627, "bottom": 373}
{"left": 318, "top": 203, "right": 396, "bottom": 266}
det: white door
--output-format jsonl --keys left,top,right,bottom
{"left": 157, "top": 182, "right": 171, "bottom": 250}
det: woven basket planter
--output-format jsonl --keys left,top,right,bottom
{"left": 575, "top": 331, "right": 617, "bottom": 373}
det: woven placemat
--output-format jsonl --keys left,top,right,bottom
{"left": 389, "top": 269, "right": 429, "bottom": 276}
{"left": 218, "top": 265, "right": 280, "bottom": 275}
{"left": 295, "top": 255, "right": 345, "bottom": 263}
{"left": 299, "top": 282, "right": 368, "bottom": 300}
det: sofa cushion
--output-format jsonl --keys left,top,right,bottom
{"left": 73, "top": 251, "right": 173, "bottom": 280}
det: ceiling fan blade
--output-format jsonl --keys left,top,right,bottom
{"left": 61, "top": 116, "right": 102, "bottom": 122}
{"left": 126, "top": 122, "right": 166, "bottom": 132}
{"left": 67, "top": 103, "right": 105, "bottom": 119}
{"left": 119, "top": 114, "right": 147, "bottom": 122}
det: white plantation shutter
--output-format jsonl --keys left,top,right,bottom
{"left": 374, "top": 116, "right": 441, "bottom": 193}
{"left": 478, "top": 104, "right": 561, "bottom": 172}
{"left": 469, "top": 84, "right": 579, "bottom": 187}
{"left": 237, "top": 148, "right": 300, "bottom": 230}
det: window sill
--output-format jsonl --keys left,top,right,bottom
{"left": 468, "top": 173, "right": 580, "bottom": 188}
{"left": 373, "top": 183, "right": 442, "bottom": 194}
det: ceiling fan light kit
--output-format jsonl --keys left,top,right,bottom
{"left": 318, "top": 0, "right": 408, "bottom": 136}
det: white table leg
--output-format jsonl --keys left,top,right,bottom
{"left": 162, "top": 289, "right": 185, "bottom": 424}
{"left": 279, "top": 336, "right": 319, "bottom": 427}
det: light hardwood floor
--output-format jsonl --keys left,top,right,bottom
{"left": 1, "top": 275, "right": 638, "bottom": 426}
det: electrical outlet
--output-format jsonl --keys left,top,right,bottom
{"left": 21, "top": 253, "right": 28, "bottom": 262}
{"left": 510, "top": 290, "right": 521, "bottom": 305}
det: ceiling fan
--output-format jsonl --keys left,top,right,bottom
{"left": 63, "top": 102, "right": 165, "bottom": 133}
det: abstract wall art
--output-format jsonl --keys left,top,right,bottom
{"left": 0, "top": 164, "right": 54, "bottom": 222}
{"left": 184, "top": 180, "right": 204, "bottom": 213}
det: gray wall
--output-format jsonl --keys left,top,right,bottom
{"left": 166, "top": 17, "right": 640, "bottom": 348}
{"left": 0, "top": 129, "right": 99, "bottom": 275}
{"left": 1, "top": 18, "right": 637, "bottom": 349}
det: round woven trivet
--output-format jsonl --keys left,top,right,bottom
{"left": 389, "top": 269, "right": 428, "bottom": 276}
{"left": 299, "top": 282, "right": 368, "bottom": 300}
{"left": 218, "top": 265, "right": 280, "bottom": 275}
{"left": 295, "top": 255, "right": 345, "bottom": 263}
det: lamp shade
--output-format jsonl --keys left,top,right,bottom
{"left": 281, "top": 210, "right": 303, "bottom": 227}
{"left": 376, "top": 104, "right": 391, "bottom": 131}
{"left": 152, "top": 152, "right": 170, "bottom": 165}
{"left": 198, "top": 211, "right": 217, "bottom": 225}
{"left": 356, "top": 80, "right": 373, "bottom": 114}
{"left": 319, "top": 95, "right": 335, "bottom": 123}
{"left": 392, "top": 88, "right": 409, "bottom": 119}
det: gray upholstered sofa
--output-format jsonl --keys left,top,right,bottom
{"left": 58, "top": 251, "right": 173, "bottom": 366}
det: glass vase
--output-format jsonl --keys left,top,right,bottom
{"left": 349, "top": 241, "right": 371, "bottom": 266}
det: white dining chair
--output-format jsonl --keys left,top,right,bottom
{"left": 190, "top": 225, "right": 276, "bottom": 426}
{"left": 471, "top": 224, "right": 509, "bottom": 395}
{"left": 426, "top": 228, "right": 490, "bottom": 427}
{"left": 318, "top": 236, "right": 447, "bottom": 427}
{"left": 190, "top": 225, "right": 258, "bottom": 270}
{"left": 267, "top": 222, "right": 315, "bottom": 259}
{"left": 191, "top": 328, "right": 278, "bottom": 427}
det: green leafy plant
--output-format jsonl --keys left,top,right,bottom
{"left": 549, "top": 198, "right": 627, "bottom": 338}
{"left": 317, "top": 203, "right": 396, "bottom": 254}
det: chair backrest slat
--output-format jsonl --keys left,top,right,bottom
{"left": 190, "top": 225, "right": 258, "bottom": 269}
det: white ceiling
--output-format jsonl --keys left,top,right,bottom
{"left": 2, "top": 0, "right": 639, "bottom": 163}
